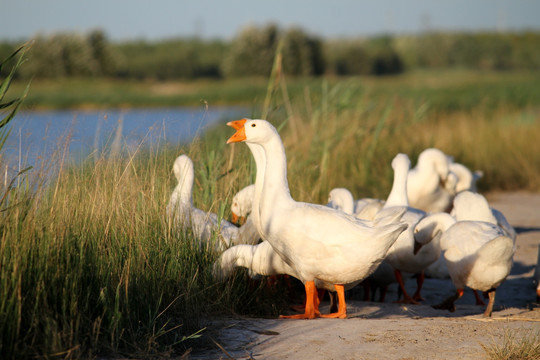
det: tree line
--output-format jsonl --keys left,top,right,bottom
{"left": 1, "top": 25, "right": 540, "bottom": 80}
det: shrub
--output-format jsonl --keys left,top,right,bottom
{"left": 221, "top": 24, "right": 279, "bottom": 77}
{"left": 222, "top": 24, "right": 325, "bottom": 78}
{"left": 281, "top": 27, "right": 325, "bottom": 76}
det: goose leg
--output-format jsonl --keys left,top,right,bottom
{"left": 378, "top": 285, "right": 388, "bottom": 302}
{"left": 321, "top": 284, "right": 347, "bottom": 318}
{"left": 473, "top": 290, "right": 486, "bottom": 306}
{"left": 483, "top": 289, "right": 496, "bottom": 317}
{"left": 393, "top": 270, "right": 419, "bottom": 304}
{"left": 412, "top": 271, "right": 425, "bottom": 302}
{"left": 280, "top": 281, "right": 319, "bottom": 319}
{"left": 289, "top": 289, "right": 324, "bottom": 314}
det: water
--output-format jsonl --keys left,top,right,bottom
{"left": 2, "top": 106, "right": 246, "bottom": 179}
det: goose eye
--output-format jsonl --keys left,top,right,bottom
{"left": 251, "top": 123, "right": 256, "bottom": 127}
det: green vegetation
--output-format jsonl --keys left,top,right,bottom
{"left": 0, "top": 141, "right": 292, "bottom": 359}
{"left": 8, "top": 69, "right": 540, "bottom": 112}
{"left": 0, "top": 42, "right": 32, "bottom": 209}
{"left": 1, "top": 37, "right": 540, "bottom": 359}
{"left": 2, "top": 27, "right": 540, "bottom": 81}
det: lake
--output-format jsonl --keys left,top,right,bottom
{"left": 2, "top": 106, "right": 247, "bottom": 179}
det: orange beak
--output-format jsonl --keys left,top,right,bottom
{"left": 226, "top": 119, "right": 247, "bottom": 144}
{"left": 231, "top": 212, "right": 240, "bottom": 224}
{"left": 230, "top": 212, "right": 247, "bottom": 225}
{"left": 227, "top": 118, "right": 247, "bottom": 130}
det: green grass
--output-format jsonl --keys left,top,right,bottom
{"left": 2, "top": 69, "right": 540, "bottom": 358}
{"left": 10, "top": 69, "right": 540, "bottom": 112}
{"left": 0, "top": 142, "right": 292, "bottom": 359}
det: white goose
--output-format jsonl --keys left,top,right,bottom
{"left": 378, "top": 153, "right": 456, "bottom": 303}
{"left": 222, "top": 187, "right": 378, "bottom": 312}
{"left": 166, "top": 154, "right": 259, "bottom": 252}
{"left": 426, "top": 188, "right": 512, "bottom": 281}
{"left": 354, "top": 198, "right": 386, "bottom": 220}
{"left": 216, "top": 239, "right": 345, "bottom": 309}
{"left": 434, "top": 191, "right": 515, "bottom": 317}
{"left": 227, "top": 118, "right": 408, "bottom": 319}
{"left": 216, "top": 240, "right": 296, "bottom": 280}
{"left": 407, "top": 148, "right": 455, "bottom": 213}
{"left": 217, "top": 124, "right": 328, "bottom": 312}
{"left": 327, "top": 188, "right": 356, "bottom": 215}
{"left": 451, "top": 192, "right": 516, "bottom": 242}
{"left": 327, "top": 187, "right": 396, "bottom": 301}
{"left": 424, "top": 160, "right": 484, "bottom": 279}
{"left": 448, "top": 162, "right": 483, "bottom": 194}
{"left": 230, "top": 184, "right": 255, "bottom": 224}
{"left": 327, "top": 188, "right": 385, "bottom": 220}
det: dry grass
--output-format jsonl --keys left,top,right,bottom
{"left": 482, "top": 328, "right": 540, "bottom": 360}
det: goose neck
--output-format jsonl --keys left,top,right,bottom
{"left": 261, "top": 135, "right": 293, "bottom": 206}
{"left": 385, "top": 162, "right": 410, "bottom": 208}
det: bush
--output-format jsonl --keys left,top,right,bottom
{"left": 3, "top": 29, "right": 540, "bottom": 80}
{"left": 325, "top": 36, "right": 404, "bottom": 76}
{"left": 222, "top": 24, "right": 325, "bottom": 78}
{"left": 395, "top": 31, "right": 540, "bottom": 71}
{"left": 115, "top": 39, "right": 227, "bottom": 80}
{"left": 221, "top": 24, "right": 279, "bottom": 77}
{"left": 17, "top": 32, "right": 119, "bottom": 79}
{"left": 281, "top": 27, "right": 325, "bottom": 76}
{"left": 333, "top": 43, "right": 372, "bottom": 76}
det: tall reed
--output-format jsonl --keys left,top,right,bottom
{"left": 238, "top": 76, "right": 540, "bottom": 205}
{"left": 0, "top": 132, "right": 286, "bottom": 358}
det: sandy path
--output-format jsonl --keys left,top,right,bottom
{"left": 193, "top": 192, "right": 540, "bottom": 360}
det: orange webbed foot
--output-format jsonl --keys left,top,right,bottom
{"left": 280, "top": 281, "right": 321, "bottom": 320}
{"left": 280, "top": 313, "right": 319, "bottom": 319}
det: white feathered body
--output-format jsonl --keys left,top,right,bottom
{"left": 240, "top": 119, "right": 408, "bottom": 288}
{"left": 166, "top": 154, "right": 259, "bottom": 252}
{"left": 441, "top": 221, "right": 515, "bottom": 292}
{"left": 407, "top": 148, "right": 454, "bottom": 213}
{"left": 260, "top": 198, "right": 407, "bottom": 285}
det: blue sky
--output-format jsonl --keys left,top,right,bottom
{"left": 1, "top": 0, "right": 540, "bottom": 42}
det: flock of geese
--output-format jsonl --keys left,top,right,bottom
{"left": 167, "top": 118, "right": 517, "bottom": 319}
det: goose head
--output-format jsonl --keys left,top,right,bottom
{"left": 391, "top": 153, "right": 411, "bottom": 175}
{"left": 384, "top": 153, "right": 411, "bottom": 208}
{"left": 227, "top": 118, "right": 277, "bottom": 145}
{"left": 327, "top": 188, "right": 355, "bottom": 215}
{"left": 173, "top": 154, "right": 193, "bottom": 183}
{"left": 167, "top": 154, "right": 195, "bottom": 218}
{"left": 417, "top": 148, "right": 451, "bottom": 184}
{"left": 231, "top": 184, "right": 255, "bottom": 224}
{"left": 413, "top": 212, "right": 456, "bottom": 254}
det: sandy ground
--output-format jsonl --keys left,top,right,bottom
{"left": 191, "top": 192, "right": 540, "bottom": 360}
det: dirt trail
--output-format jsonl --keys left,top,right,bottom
{"left": 193, "top": 192, "right": 540, "bottom": 360}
